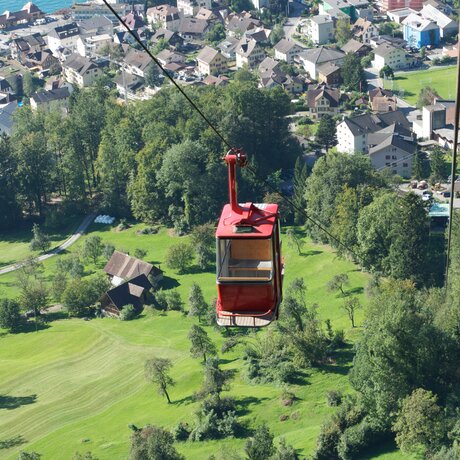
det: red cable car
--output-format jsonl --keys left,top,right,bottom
{"left": 215, "top": 149, "right": 284, "bottom": 327}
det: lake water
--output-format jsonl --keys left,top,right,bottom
{"left": 2, "top": 0, "right": 86, "bottom": 14}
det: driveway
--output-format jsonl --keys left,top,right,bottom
{"left": 0, "top": 213, "right": 96, "bottom": 276}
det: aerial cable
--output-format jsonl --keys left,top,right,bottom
{"left": 101, "top": 0, "right": 364, "bottom": 263}
{"left": 444, "top": 40, "right": 460, "bottom": 287}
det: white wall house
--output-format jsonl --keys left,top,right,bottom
{"left": 236, "top": 37, "right": 265, "bottom": 69}
{"left": 47, "top": 22, "right": 80, "bottom": 56}
{"left": 302, "top": 15, "right": 334, "bottom": 45}
{"left": 373, "top": 43, "right": 407, "bottom": 70}
{"left": 62, "top": 53, "right": 102, "bottom": 87}
{"left": 273, "top": 38, "right": 304, "bottom": 63}
{"left": 76, "top": 34, "right": 112, "bottom": 57}
{"left": 177, "top": 0, "right": 211, "bottom": 17}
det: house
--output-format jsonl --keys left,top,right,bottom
{"left": 369, "top": 88, "right": 397, "bottom": 112}
{"left": 104, "top": 251, "right": 163, "bottom": 287}
{"left": 235, "top": 37, "right": 265, "bottom": 69}
{"left": 337, "top": 110, "right": 410, "bottom": 153}
{"left": 244, "top": 27, "right": 271, "bottom": 46}
{"left": 122, "top": 12, "right": 147, "bottom": 32}
{"left": 0, "top": 101, "right": 18, "bottom": 136}
{"left": 78, "top": 15, "right": 113, "bottom": 37}
{"left": 259, "top": 72, "right": 304, "bottom": 94}
{"left": 71, "top": 2, "right": 130, "bottom": 23}
{"left": 76, "top": 34, "right": 112, "bottom": 57}
{"left": 196, "top": 46, "right": 227, "bottom": 75}
{"left": 100, "top": 274, "right": 152, "bottom": 317}
{"left": 156, "top": 49, "right": 186, "bottom": 66}
{"left": 147, "top": 5, "right": 181, "bottom": 32}
{"left": 62, "top": 53, "right": 102, "bottom": 88}
{"left": 151, "top": 29, "right": 184, "bottom": 49}
{"left": 273, "top": 38, "right": 304, "bottom": 63}
{"left": 419, "top": 4, "right": 458, "bottom": 38}
{"left": 0, "top": 78, "right": 15, "bottom": 104}
{"left": 0, "top": 2, "right": 44, "bottom": 30}
{"left": 11, "top": 33, "right": 46, "bottom": 63}
{"left": 259, "top": 56, "right": 281, "bottom": 74}
{"left": 298, "top": 46, "right": 345, "bottom": 80}
{"left": 30, "top": 87, "right": 71, "bottom": 112}
{"left": 368, "top": 124, "right": 416, "bottom": 177}
{"left": 352, "top": 18, "right": 378, "bottom": 44}
{"left": 22, "top": 49, "right": 60, "bottom": 73}
{"left": 178, "top": 18, "right": 209, "bottom": 41}
{"left": 47, "top": 22, "right": 81, "bottom": 56}
{"left": 341, "top": 38, "right": 371, "bottom": 56}
{"left": 195, "top": 8, "right": 218, "bottom": 23}
{"left": 226, "top": 14, "right": 261, "bottom": 38}
{"left": 402, "top": 12, "right": 440, "bottom": 48}
{"left": 115, "top": 72, "right": 146, "bottom": 100}
{"left": 203, "top": 74, "right": 230, "bottom": 86}
{"left": 302, "top": 15, "right": 335, "bottom": 45}
{"left": 124, "top": 48, "right": 152, "bottom": 78}
{"left": 217, "top": 36, "right": 239, "bottom": 59}
{"left": 317, "top": 62, "right": 342, "bottom": 85}
{"left": 307, "top": 84, "right": 341, "bottom": 119}
{"left": 373, "top": 43, "right": 407, "bottom": 70}
{"left": 177, "top": 0, "right": 212, "bottom": 17}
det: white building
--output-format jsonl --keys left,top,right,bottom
{"left": 47, "top": 22, "right": 80, "bottom": 56}
{"left": 298, "top": 46, "right": 345, "bottom": 80}
{"left": 62, "top": 53, "right": 102, "bottom": 88}
{"left": 30, "top": 87, "right": 71, "bottom": 112}
{"left": 177, "top": 0, "right": 211, "bottom": 17}
{"left": 235, "top": 37, "right": 265, "bottom": 69}
{"left": 146, "top": 5, "right": 181, "bottom": 32}
{"left": 373, "top": 43, "right": 407, "bottom": 71}
{"left": 76, "top": 34, "right": 112, "bottom": 57}
{"left": 302, "top": 15, "right": 334, "bottom": 45}
{"left": 273, "top": 38, "right": 304, "bottom": 63}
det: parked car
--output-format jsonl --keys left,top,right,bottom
{"left": 417, "top": 180, "right": 428, "bottom": 190}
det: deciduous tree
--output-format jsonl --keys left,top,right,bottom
{"left": 315, "top": 114, "right": 337, "bottom": 151}
{"left": 30, "top": 224, "right": 50, "bottom": 253}
{"left": 188, "top": 325, "right": 217, "bottom": 363}
{"left": 0, "top": 298, "right": 21, "bottom": 332}
{"left": 342, "top": 297, "right": 361, "bottom": 328}
{"left": 245, "top": 424, "right": 276, "bottom": 460}
{"left": 82, "top": 235, "right": 103, "bottom": 264}
{"left": 144, "top": 357, "right": 175, "bottom": 404}
{"left": 165, "top": 243, "right": 194, "bottom": 274}
{"left": 335, "top": 17, "right": 352, "bottom": 46}
{"left": 327, "top": 273, "right": 349, "bottom": 297}
{"left": 129, "top": 425, "right": 184, "bottom": 460}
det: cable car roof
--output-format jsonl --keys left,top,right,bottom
{"left": 216, "top": 203, "right": 278, "bottom": 238}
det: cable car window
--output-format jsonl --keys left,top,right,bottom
{"left": 217, "top": 238, "right": 273, "bottom": 282}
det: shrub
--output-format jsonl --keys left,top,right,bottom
{"left": 331, "top": 330, "right": 346, "bottom": 349}
{"left": 173, "top": 422, "right": 191, "bottom": 441}
{"left": 138, "top": 226, "right": 158, "bottom": 235}
{"left": 326, "top": 390, "right": 343, "bottom": 407}
{"left": 120, "top": 304, "right": 138, "bottom": 321}
{"left": 221, "top": 337, "right": 239, "bottom": 354}
{"left": 154, "top": 290, "right": 168, "bottom": 310}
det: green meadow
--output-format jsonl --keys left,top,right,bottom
{"left": 0, "top": 224, "right": 416, "bottom": 459}
{"left": 384, "top": 65, "right": 457, "bottom": 105}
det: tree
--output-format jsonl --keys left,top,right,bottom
{"left": 378, "top": 21, "right": 400, "bottom": 37}
{"left": 292, "top": 157, "right": 308, "bottom": 225}
{"left": 30, "top": 223, "right": 50, "bottom": 253}
{"left": 22, "top": 72, "right": 37, "bottom": 97}
{"left": 379, "top": 65, "right": 394, "bottom": 79}
{"left": 245, "top": 424, "right": 276, "bottom": 460}
{"left": 335, "top": 17, "right": 352, "bottom": 46}
{"left": 145, "top": 62, "right": 162, "bottom": 88}
{"left": 151, "top": 38, "right": 168, "bottom": 55}
{"left": 342, "top": 53, "right": 367, "bottom": 91}
{"left": 188, "top": 325, "right": 217, "bottom": 362}
{"left": 82, "top": 235, "right": 103, "bottom": 264}
{"left": 144, "top": 357, "right": 175, "bottom": 404}
{"left": 19, "top": 453, "right": 41, "bottom": 460}
{"left": 0, "top": 298, "right": 21, "bottom": 332}
{"left": 342, "top": 297, "right": 361, "bottom": 328}
{"left": 206, "top": 23, "right": 226, "bottom": 45}
{"left": 62, "top": 276, "right": 109, "bottom": 317}
{"left": 188, "top": 283, "right": 207, "bottom": 322}
{"left": 55, "top": 255, "right": 84, "bottom": 279}
{"left": 73, "top": 453, "right": 98, "bottom": 460}
{"left": 273, "top": 437, "right": 298, "bottom": 460}
{"left": 230, "top": 0, "right": 253, "bottom": 12}
{"left": 430, "top": 146, "right": 449, "bottom": 182}
{"left": 417, "top": 86, "right": 440, "bottom": 109}
{"left": 315, "top": 114, "right": 337, "bottom": 151}
{"left": 281, "top": 278, "right": 308, "bottom": 332}
{"left": 412, "top": 150, "right": 425, "bottom": 180}
{"left": 103, "top": 243, "right": 115, "bottom": 260}
{"left": 190, "top": 224, "right": 214, "bottom": 270}
{"left": 165, "top": 243, "right": 194, "bottom": 274}
{"left": 270, "top": 24, "right": 285, "bottom": 46}
{"left": 286, "top": 228, "right": 304, "bottom": 255}
{"left": 134, "top": 248, "right": 147, "bottom": 260}
{"left": 129, "top": 425, "right": 184, "bottom": 460}
{"left": 393, "top": 388, "right": 446, "bottom": 454}
{"left": 327, "top": 273, "right": 349, "bottom": 296}
{"left": 202, "top": 357, "right": 230, "bottom": 397}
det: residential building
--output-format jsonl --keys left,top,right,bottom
{"left": 195, "top": 8, "right": 218, "bottom": 23}
{"left": 368, "top": 125, "right": 416, "bottom": 177}
{"left": 352, "top": 18, "right": 378, "bottom": 44}
{"left": 151, "top": 29, "right": 184, "bottom": 48}
{"left": 0, "top": 78, "right": 15, "bottom": 104}
{"left": 373, "top": 43, "right": 407, "bottom": 70}
{"left": 147, "top": 5, "right": 181, "bottom": 31}
{"left": 78, "top": 15, "right": 113, "bottom": 36}
{"left": 30, "top": 87, "right": 71, "bottom": 112}
{"left": 11, "top": 33, "right": 46, "bottom": 62}
{"left": 124, "top": 48, "right": 151, "bottom": 77}
{"left": 273, "top": 38, "right": 304, "bottom": 63}
{"left": 71, "top": 3, "right": 130, "bottom": 23}
{"left": 258, "top": 56, "right": 281, "bottom": 75}
{"left": 244, "top": 27, "right": 271, "bottom": 46}
{"left": 319, "top": 0, "right": 372, "bottom": 21}
{"left": 156, "top": 49, "right": 186, "bottom": 66}
{"left": 226, "top": 14, "right": 261, "bottom": 37}
{"left": 0, "top": 102, "right": 17, "bottom": 136}
{"left": 115, "top": 72, "right": 145, "bottom": 100}
{"left": 402, "top": 12, "right": 440, "bottom": 48}
{"left": 62, "top": 53, "right": 102, "bottom": 87}
{"left": 177, "top": 0, "right": 212, "bottom": 17}
{"left": 336, "top": 110, "right": 410, "bottom": 153}
{"left": 21, "top": 49, "right": 60, "bottom": 73}
{"left": 47, "top": 22, "right": 81, "bottom": 56}
{"left": 341, "top": 38, "right": 371, "bottom": 56}
{"left": 177, "top": 18, "right": 209, "bottom": 40}
{"left": 302, "top": 15, "right": 334, "bottom": 45}
{"left": 369, "top": 88, "right": 397, "bottom": 112}
{"left": 317, "top": 62, "right": 342, "bottom": 85}
{"left": 0, "top": 2, "right": 44, "bottom": 30}
{"left": 386, "top": 7, "right": 417, "bottom": 23}
{"left": 307, "top": 84, "right": 340, "bottom": 119}
{"left": 218, "top": 36, "right": 239, "bottom": 59}
{"left": 419, "top": 4, "right": 458, "bottom": 38}
{"left": 196, "top": 46, "right": 227, "bottom": 75}
{"left": 203, "top": 75, "right": 230, "bottom": 86}
{"left": 235, "top": 37, "right": 265, "bottom": 69}
{"left": 298, "top": 46, "right": 345, "bottom": 79}
{"left": 76, "top": 34, "right": 112, "bottom": 57}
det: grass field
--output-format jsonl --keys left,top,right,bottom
{"left": 0, "top": 224, "right": 418, "bottom": 459}
{"left": 384, "top": 65, "right": 457, "bottom": 105}
{"left": 0, "top": 216, "right": 84, "bottom": 269}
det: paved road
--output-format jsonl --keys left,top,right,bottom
{"left": 399, "top": 184, "right": 460, "bottom": 208}
{"left": 0, "top": 213, "right": 96, "bottom": 276}
{"left": 283, "top": 1, "right": 306, "bottom": 39}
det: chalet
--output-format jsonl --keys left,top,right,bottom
{"left": 147, "top": 5, "right": 181, "bottom": 32}
{"left": 178, "top": 18, "right": 209, "bottom": 41}
{"left": 196, "top": 46, "right": 227, "bottom": 76}
{"left": 307, "top": 84, "right": 341, "bottom": 119}
{"left": 11, "top": 33, "right": 46, "bottom": 63}
{"left": 103, "top": 251, "right": 163, "bottom": 287}
{"left": 235, "top": 37, "right": 265, "bottom": 69}
{"left": 341, "top": 38, "right": 371, "bottom": 57}
{"left": 273, "top": 38, "right": 304, "bottom": 64}
{"left": 62, "top": 53, "right": 102, "bottom": 88}
{"left": 100, "top": 274, "right": 152, "bottom": 317}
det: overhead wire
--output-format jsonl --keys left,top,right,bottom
{"left": 100, "top": 0, "right": 373, "bottom": 263}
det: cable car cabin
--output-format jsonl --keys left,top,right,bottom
{"left": 215, "top": 151, "right": 283, "bottom": 328}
